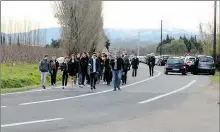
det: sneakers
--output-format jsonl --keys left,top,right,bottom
{"left": 42, "top": 85, "right": 46, "bottom": 89}
{"left": 118, "top": 87, "right": 121, "bottom": 91}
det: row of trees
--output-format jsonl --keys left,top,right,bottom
{"left": 156, "top": 34, "right": 203, "bottom": 55}
{"left": 0, "top": 18, "right": 62, "bottom": 64}
{"left": 53, "top": 0, "right": 106, "bottom": 56}
{"left": 1, "top": 18, "right": 47, "bottom": 46}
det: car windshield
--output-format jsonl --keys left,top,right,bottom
{"left": 167, "top": 58, "right": 184, "bottom": 64}
{"left": 188, "top": 58, "right": 195, "bottom": 62}
{"left": 199, "top": 56, "right": 214, "bottom": 62}
{"left": 163, "top": 56, "right": 169, "bottom": 59}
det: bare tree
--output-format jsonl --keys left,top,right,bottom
{"left": 53, "top": 0, "right": 105, "bottom": 55}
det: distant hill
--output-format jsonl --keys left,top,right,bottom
{"left": 1, "top": 27, "right": 200, "bottom": 46}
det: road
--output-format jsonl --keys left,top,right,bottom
{"left": 1, "top": 64, "right": 219, "bottom": 132}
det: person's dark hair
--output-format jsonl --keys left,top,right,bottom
{"left": 44, "top": 54, "right": 48, "bottom": 57}
{"left": 52, "top": 54, "right": 56, "bottom": 57}
{"left": 104, "top": 54, "right": 107, "bottom": 58}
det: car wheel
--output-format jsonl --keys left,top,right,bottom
{"left": 182, "top": 72, "right": 187, "bottom": 75}
{"left": 211, "top": 72, "right": 215, "bottom": 76}
{"left": 193, "top": 72, "right": 198, "bottom": 75}
{"left": 164, "top": 71, "right": 168, "bottom": 75}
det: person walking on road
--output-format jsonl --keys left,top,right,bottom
{"left": 49, "top": 54, "right": 59, "bottom": 88}
{"left": 39, "top": 54, "right": 50, "bottom": 89}
{"left": 61, "top": 56, "right": 69, "bottom": 89}
{"left": 88, "top": 53, "right": 100, "bottom": 91}
{"left": 131, "top": 54, "right": 139, "bottom": 77}
{"left": 122, "top": 54, "right": 131, "bottom": 85}
{"left": 110, "top": 52, "right": 124, "bottom": 91}
{"left": 148, "top": 53, "right": 156, "bottom": 76}
{"left": 68, "top": 54, "right": 79, "bottom": 88}
{"left": 79, "top": 52, "right": 89, "bottom": 88}
{"left": 76, "top": 53, "right": 82, "bottom": 86}
{"left": 97, "top": 52, "right": 104, "bottom": 84}
{"left": 103, "top": 54, "right": 111, "bottom": 86}
{"left": 86, "top": 52, "right": 91, "bottom": 86}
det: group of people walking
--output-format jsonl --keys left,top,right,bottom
{"left": 39, "top": 52, "right": 142, "bottom": 91}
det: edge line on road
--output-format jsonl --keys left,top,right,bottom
{"left": 1, "top": 106, "right": 7, "bottom": 108}
{"left": 19, "top": 67, "right": 161, "bottom": 106}
{"left": 138, "top": 80, "right": 197, "bottom": 104}
{"left": 1, "top": 118, "right": 64, "bottom": 128}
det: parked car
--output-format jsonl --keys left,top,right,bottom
{"left": 193, "top": 56, "right": 215, "bottom": 75}
{"left": 184, "top": 56, "right": 196, "bottom": 72}
{"left": 157, "top": 55, "right": 170, "bottom": 66}
{"left": 164, "top": 57, "right": 187, "bottom": 75}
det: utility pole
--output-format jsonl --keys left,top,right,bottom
{"left": 160, "top": 20, "right": 163, "bottom": 55}
{"left": 213, "top": 0, "right": 217, "bottom": 63}
{"left": 138, "top": 31, "right": 140, "bottom": 56}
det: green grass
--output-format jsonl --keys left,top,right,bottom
{"left": 1, "top": 63, "right": 62, "bottom": 93}
{"left": 211, "top": 72, "right": 219, "bottom": 83}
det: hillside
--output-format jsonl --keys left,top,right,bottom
{"left": 1, "top": 27, "right": 200, "bottom": 46}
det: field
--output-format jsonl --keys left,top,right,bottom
{"left": 1, "top": 63, "right": 62, "bottom": 93}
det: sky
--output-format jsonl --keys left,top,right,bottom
{"left": 1, "top": 1, "right": 219, "bottom": 33}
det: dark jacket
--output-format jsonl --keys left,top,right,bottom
{"left": 76, "top": 58, "right": 81, "bottom": 73}
{"left": 104, "top": 59, "right": 111, "bottom": 71}
{"left": 123, "top": 57, "right": 131, "bottom": 71}
{"left": 88, "top": 58, "right": 100, "bottom": 74}
{"left": 148, "top": 56, "right": 156, "bottom": 66}
{"left": 80, "top": 57, "right": 89, "bottom": 73}
{"left": 131, "top": 58, "right": 139, "bottom": 69}
{"left": 61, "top": 62, "right": 68, "bottom": 73}
{"left": 49, "top": 60, "right": 59, "bottom": 73}
{"left": 68, "top": 59, "right": 79, "bottom": 76}
{"left": 110, "top": 57, "right": 124, "bottom": 71}
{"left": 98, "top": 57, "right": 104, "bottom": 71}
{"left": 39, "top": 59, "right": 50, "bottom": 72}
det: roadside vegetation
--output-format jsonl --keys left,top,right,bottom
{"left": 211, "top": 72, "right": 219, "bottom": 83}
{"left": 1, "top": 64, "right": 62, "bottom": 93}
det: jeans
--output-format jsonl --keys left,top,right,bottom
{"left": 149, "top": 65, "right": 154, "bottom": 76}
{"left": 104, "top": 70, "right": 111, "bottom": 84}
{"left": 78, "top": 73, "right": 82, "bottom": 85}
{"left": 90, "top": 72, "right": 97, "bottom": 89}
{"left": 50, "top": 70, "right": 57, "bottom": 85}
{"left": 41, "top": 72, "right": 48, "bottom": 86}
{"left": 112, "top": 70, "right": 122, "bottom": 89}
{"left": 62, "top": 71, "right": 68, "bottom": 86}
{"left": 132, "top": 68, "right": 137, "bottom": 77}
{"left": 122, "top": 71, "right": 128, "bottom": 84}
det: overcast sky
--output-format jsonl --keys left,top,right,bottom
{"left": 1, "top": 1, "right": 219, "bottom": 32}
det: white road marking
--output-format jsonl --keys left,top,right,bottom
{"left": 1, "top": 118, "right": 64, "bottom": 128}
{"left": 1, "top": 85, "right": 68, "bottom": 96}
{"left": 138, "top": 80, "right": 197, "bottom": 104}
{"left": 19, "top": 69, "right": 161, "bottom": 106}
{"left": 1, "top": 106, "right": 7, "bottom": 108}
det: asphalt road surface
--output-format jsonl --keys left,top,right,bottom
{"left": 1, "top": 64, "right": 219, "bottom": 132}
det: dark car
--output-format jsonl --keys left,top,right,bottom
{"left": 193, "top": 56, "right": 215, "bottom": 75}
{"left": 158, "top": 55, "right": 169, "bottom": 66}
{"left": 164, "top": 57, "right": 187, "bottom": 75}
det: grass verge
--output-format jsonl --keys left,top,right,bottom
{"left": 1, "top": 63, "right": 62, "bottom": 93}
{"left": 211, "top": 72, "right": 219, "bottom": 83}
